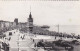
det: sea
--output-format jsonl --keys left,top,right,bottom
{"left": 49, "top": 25, "right": 80, "bottom": 36}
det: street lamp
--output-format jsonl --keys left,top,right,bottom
{"left": 17, "top": 34, "right": 19, "bottom": 51}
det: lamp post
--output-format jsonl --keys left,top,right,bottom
{"left": 17, "top": 33, "right": 19, "bottom": 51}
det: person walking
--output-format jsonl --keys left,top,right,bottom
{"left": 6, "top": 44, "right": 9, "bottom": 51}
{"left": 0, "top": 45, "right": 1, "bottom": 51}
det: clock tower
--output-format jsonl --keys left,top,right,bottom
{"left": 28, "top": 12, "right": 33, "bottom": 33}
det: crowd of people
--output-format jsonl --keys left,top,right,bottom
{"left": 0, "top": 42, "right": 9, "bottom": 51}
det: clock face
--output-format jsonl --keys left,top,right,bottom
{"left": 28, "top": 18, "right": 33, "bottom": 22}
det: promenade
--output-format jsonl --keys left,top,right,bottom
{"left": 4, "top": 29, "right": 36, "bottom": 51}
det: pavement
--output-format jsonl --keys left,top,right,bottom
{"left": 4, "top": 29, "right": 36, "bottom": 51}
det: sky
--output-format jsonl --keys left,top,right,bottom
{"left": 0, "top": 1, "right": 80, "bottom": 26}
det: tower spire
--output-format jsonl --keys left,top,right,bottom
{"left": 30, "top": 6, "right": 31, "bottom": 14}
{"left": 29, "top": 6, "right": 32, "bottom": 18}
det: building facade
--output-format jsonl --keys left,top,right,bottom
{"left": 0, "top": 20, "right": 16, "bottom": 31}
{"left": 0, "top": 20, "right": 10, "bottom": 30}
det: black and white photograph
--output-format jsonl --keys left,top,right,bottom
{"left": 0, "top": 0, "right": 80, "bottom": 51}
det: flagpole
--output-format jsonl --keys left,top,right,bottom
{"left": 58, "top": 24, "right": 59, "bottom": 34}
